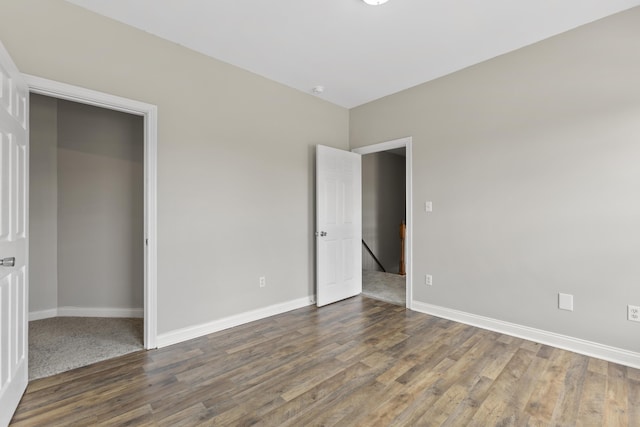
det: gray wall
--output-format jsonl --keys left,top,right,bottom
{"left": 57, "top": 100, "right": 144, "bottom": 309}
{"left": 0, "top": 0, "right": 349, "bottom": 333}
{"left": 351, "top": 7, "right": 640, "bottom": 352}
{"left": 362, "top": 152, "right": 405, "bottom": 274}
{"left": 29, "top": 94, "right": 58, "bottom": 313}
{"left": 29, "top": 95, "right": 144, "bottom": 312}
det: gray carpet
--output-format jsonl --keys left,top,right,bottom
{"left": 29, "top": 317, "right": 144, "bottom": 380}
{"left": 362, "top": 269, "right": 406, "bottom": 306}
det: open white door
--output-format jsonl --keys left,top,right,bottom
{"left": 316, "top": 145, "right": 361, "bottom": 307}
{"left": 0, "top": 41, "right": 28, "bottom": 426}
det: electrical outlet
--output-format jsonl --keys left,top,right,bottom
{"left": 628, "top": 305, "right": 640, "bottom": 322}
{"left": 425, "top": 274, "right": 432, "bottom": 286}
{"left": 259, "top": 276, "right": 266, "bottom": 288}
{"left": 425, "top": 201, "right": 433, "bottom": 212}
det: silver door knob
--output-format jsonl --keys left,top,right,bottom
{"left": 0, "top": 257, "right": 15, "bottom": 267}
{"left": 320, "top": 231, "right": 327, "bottom": 237}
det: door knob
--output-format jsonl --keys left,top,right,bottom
{"left": 320, "top": 231, "right": 327, "bottom": 237}
{"left": 0, "top": 257, "right": 15, "bottom": 267}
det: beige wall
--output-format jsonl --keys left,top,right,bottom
{"left": 362, "top": 152, "right": 405, "bottom": 274}
{"left": 0, "top": 0, "right": 349, "bottom": 333}
{"left": 29, "top": 94, "right": 58, "bottom": 313}
{"left": 351, "top": 7, "right": 640, "bottom": 352}
{"left": 57, "top": 100, "right": 144, "bottom": 309}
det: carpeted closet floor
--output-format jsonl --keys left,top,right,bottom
{"left": 362, "top": 269, "right": 406, "bottom": 306}
{"left": 29, "top": 317, "right": 144, "bottom": 380}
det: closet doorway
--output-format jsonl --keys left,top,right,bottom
{"left": 26, "top": 77, "right": 158, "bottom": 379}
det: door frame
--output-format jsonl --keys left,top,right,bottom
{"left": 352, "top": 137, "right": 413, "bottom": 309}
{"left": 24, "top": 74, "right": 158, "bottom": 349}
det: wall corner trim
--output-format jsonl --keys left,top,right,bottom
{"left": 156, "top": 296, "right": 315, "bottom": 348}
{"left": 411, "top": 300, "right": 640, "bottom": 370}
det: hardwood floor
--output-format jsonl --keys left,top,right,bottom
{"left": 11, "top": 296, "right": 640, "bottom": 426}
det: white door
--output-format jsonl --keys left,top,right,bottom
{"left": 0, "top": 41, "right": 28, "bottom": 426}
{"left": 316, "top": 145, "right": 361, "bottom": 307}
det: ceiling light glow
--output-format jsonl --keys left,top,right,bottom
{"left": 363, "top": 0, "right": 389, "bottom": 5}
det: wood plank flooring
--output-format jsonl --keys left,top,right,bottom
{"left": 10, "top": 296, "right": 640, "bottom": 426}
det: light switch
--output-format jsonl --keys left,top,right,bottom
{"left": 425, "top": 201, "right": 432, "bottom": 212}
{"left": 558, "top": 293, "right": 574, "bottom": 311}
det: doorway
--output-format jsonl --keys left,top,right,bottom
{"left": 29, "top": 93, "right": 145, "bottom": 379}
{"left": 353, "top": 137, "right": 413, "bottom": 308}
{"left": 26, "top": 76, "right": 158, "bottom": 377}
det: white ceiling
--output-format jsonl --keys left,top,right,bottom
{"left": 66, "top": 0, "right": 640, "bottom": 108}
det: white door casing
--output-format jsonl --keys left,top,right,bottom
{"left": 24, "top": 74, "right": 158, "bottom": 350}
{"left": 0, "top": 41, "right": 28, "bottom": 427}
{"left": 316, "top": 145, "right": 362, "bottom": 307}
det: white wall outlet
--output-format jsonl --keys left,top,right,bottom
{"left": 259, "top": 276, "right": 266, "bottom": 288}
{"left": 558, "top": 293, "right": 573, "bottom": 311}
{"left": 425, "top": 201, "right": 433, "bottom": 212}
{"left": 628, "top": 305, "right": 640, "bottom": 322}
{"left": 425, "top": 274, "right": 433, "bottom": 286}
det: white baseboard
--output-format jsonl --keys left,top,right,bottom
{"left": 412, "top": 301, "right": 640, "bottom": 370}
{"left": 30, "top": 306, "right": 143, "bottom": 320}
{"left": 58, "top": 306, "right": 144, "bottom": 318}
{"left": 157, "top": 296, "right": 315, "bottom": 348}
{"left": 29, "top": 308, "right": 58, "bottom": 321}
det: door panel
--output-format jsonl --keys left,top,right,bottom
{"left": 0, "top": 40, "right": 29, "bottom": 427}
{"left": 316, "top": 145, "right": 361, "bottom": 307}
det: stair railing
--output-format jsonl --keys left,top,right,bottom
{"left": 362, "top": 239, "right": 386, "bottom": 272}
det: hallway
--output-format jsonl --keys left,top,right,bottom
{"left": 362, "top": 269, "right": 405, "bottom": 306}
